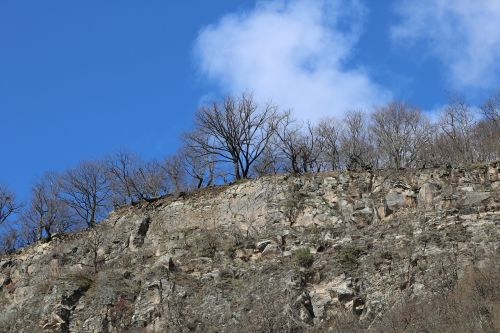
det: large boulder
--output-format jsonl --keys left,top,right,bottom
{"left": 385, "top": 191, "right": 405, "bottom": 213}
{"left": 463, "top": 191, "right": 491, "bottom": 206}
{"left": 418, "top": 182, "right": 440, "bottom": 207}
{"left": 309, "top": 275, "right": 356, "bottom": 319}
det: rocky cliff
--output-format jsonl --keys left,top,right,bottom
{"left": 1, "top": 163, "right": 499, "bottom": 332}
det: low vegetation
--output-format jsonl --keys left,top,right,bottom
{"left": 295, "top": 247, "right": 314, "bottom": 268}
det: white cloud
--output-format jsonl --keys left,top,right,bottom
{"left": 194, "top": 0, "right": 390, "bottom": 121}
{"left": 392, "top": 0, "right": 500, "bottom": 90}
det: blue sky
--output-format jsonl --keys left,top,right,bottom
{"left": 1, "top": 0, "right": 500, "bottom": 201}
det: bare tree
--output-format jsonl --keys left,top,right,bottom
{"left": 371, "top": 101, "right": 433, "bottom": 169}
{"left": 481, "top": 89, "right": 500, "bottom": 127}
{"left": 180, "top": 145, "right": 215, "bottom": 189}
{"left": 273, "top": 114, "right": 341, "bottom": 174}
{"left": 273, "top": 113, "right": 323, "bottom": 174}
{"left": 164, "top": 154, "right": 187, "bottom": 193}
{"left": 273, "top": 112, "right": 304, "bottom": 174}
{"left": 315, "top": 118, "right": 341, "bottom": 171}
{"left": 0, "top": 228, "right": 18, "bottom": 254}
{"left": 340, "top": 110, "right": 374, "bottom": 170}
{"left": 0, "top": 184, "right": 20, "bottom": 225}
{"left": 0, "top": 185, "right": 20, "bottom": 252}
{"left": 298, "top": 122, "right": 323, "bottom": 173}
{"left": 106, "top": 151, "right": 138, "bottom": 206}
{"left": 471, "top": 119, "right": 500, "bottom": 162}
{"left": 253, "top": 145, "right": 281, "bottom": 176}
{"left": 184, "top": 94, "right": 281, "bottom": 180}
{"left": 476, "top": 90, "right": 500, "bottom": 161}
{"left": 80, "top": 227, "right": 110, "bottom": 274}
{"left": 60, "top": 161, "right": 111, "bottom": 229}
{"left": 438, "top": 95, "right": 476, "bottom": 164}
{"left": 130, "top": 159, "right": 169, "bottom": 201}
{"left": 107, "top": 152, "right": 169, "bottom": 204}
{"left": 20, "top": 173, "right": 71, "bottom": 241}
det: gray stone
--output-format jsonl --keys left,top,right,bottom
{"left": 256, "top": 240, "right": 273, "bottom": 252}
{"left": 261, "top": 243, "right": 281, "bottom": 257}
{"left": 463, "top": 191, "right": 491, "bottom": 206}
{"left": 418, "top": 182, "right": 440, "bottom": 207}
{"left": 385, "top": 190, "right": 405, "bottom": 213}
{"left": 154, "top": 255, "right": 175, "bottom": 271}
{"left": 0, "top": 273, "right": 7, "bottom": 287}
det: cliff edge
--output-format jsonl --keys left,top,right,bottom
{"left": 1, "top": 163, "right": 499, "bottom": 332}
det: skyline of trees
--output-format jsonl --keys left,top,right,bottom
{"left": 1, "top": 91, "right": 499, "bottom": 252}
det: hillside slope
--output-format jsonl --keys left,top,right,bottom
{"left": 1, "top": 163, "right": 499, "bottom": 332}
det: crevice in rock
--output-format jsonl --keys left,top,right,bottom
{"left": 58, "top": 285, "right": 91, "bottom": 333}
{"left": 302, "top": 292, "right": 315, "bottom": 320}
{"left": 133, "top": 217, "right": 151, "bottom": 248}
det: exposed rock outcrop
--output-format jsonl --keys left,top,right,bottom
{"left": 0, "top": 162, "right": 499, "bottom": 332}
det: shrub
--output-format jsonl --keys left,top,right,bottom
{"left": 192, "top": 229, "right": 220, "bottom": 258}
{"left": 295, "top": 247, "right": 314, "bottom": 268}
{"left": 371, "top": 256, "right": 500, "bottom": 332}
{"left": 59, "top": 269, "right": 94, "bottom": 290}
{"left": 338, "top": 246, "right": 363, "bottom": 270}
{"left": 109, "top": 296, "right": 134, "bottom": 330}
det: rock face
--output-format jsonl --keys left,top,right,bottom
{"left": 0, "top": 162, "right": 499, "bottom": 332}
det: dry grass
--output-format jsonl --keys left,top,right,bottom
{"left": 369, "top": 256, "right": 500, "bottom": 333}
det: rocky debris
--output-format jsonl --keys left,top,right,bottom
{"left": 309, "top": 274, "right": 358, "bottom": 321}
{"left": 132, "top": 278, "right": 167, "bottom": 324}
{"left": 346, "top": 297, "right": 365, "bottom": 316}
{"left": 42, "top": 284, "right": 91, "bottom": 333}
{"left": 0, "top": 162, "right": 498, "bottom": 332}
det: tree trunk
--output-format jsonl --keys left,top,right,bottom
{"left": 45, "top": 226, "right": 52, "bottom": 242}
{"left": 233, "top": 160, "right": 241, "bottom": 180}
{"left": 196, "top": 176, "right": 204, "bottom": 189}
{"left": 89, "top": 206, "right": 96, "bottom": 228}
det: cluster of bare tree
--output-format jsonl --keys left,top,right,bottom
{"left": 192, "top": 93, "right": 498, "bottom": 175}
{"left": 0, "top": 185, "right": 20, "bottom": 225}
{"left": 0, "top": 153, "right": 192, "bottom": 251}
{"left": 1, "top": 92, "right": 499, "bottom": 252}
{"left": 184, "top": 93, "right": 498, "bottom": 177}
